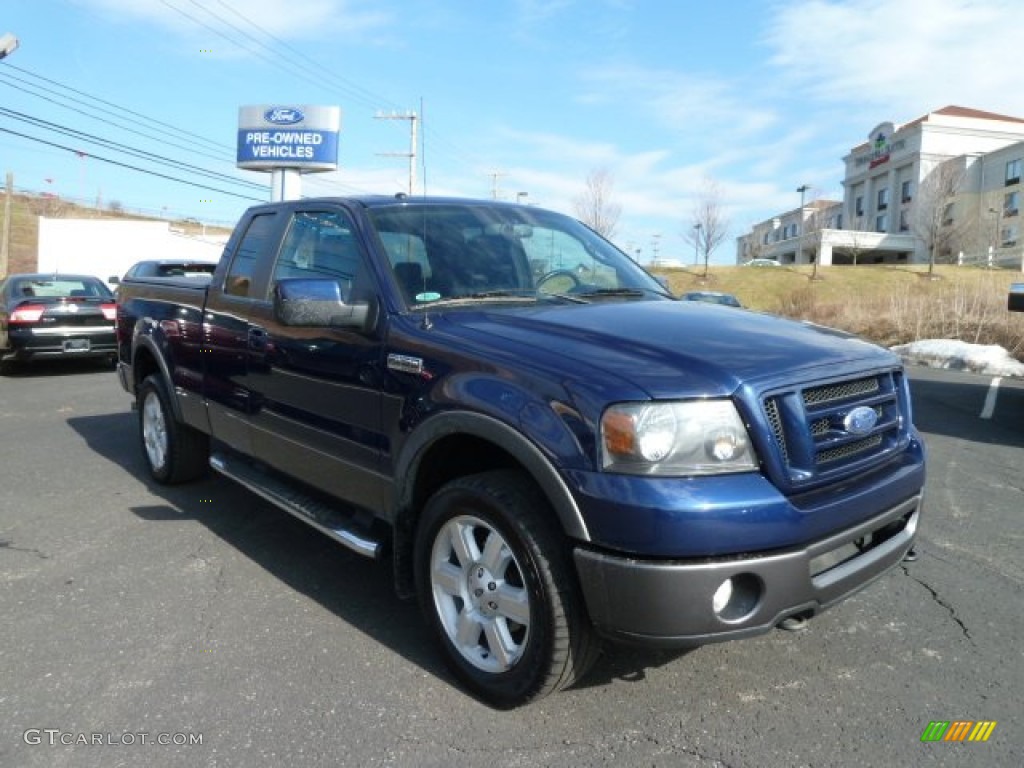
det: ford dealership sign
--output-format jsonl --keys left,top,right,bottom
{"left": 237, "top": 105, "right": 341, "bottom": 171}
{"left": 263, "top": 107, "right": 305, "bottom": 125}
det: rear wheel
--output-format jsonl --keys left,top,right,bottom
{"left": 414, "top": 470, "right": 599, "bottom": 708}
{"left": 138, "top": 374, "right": 209, "bottom": 484}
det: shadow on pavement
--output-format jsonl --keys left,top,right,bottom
{"left": 67, "top": 411, "right": 688, "bottom": 707}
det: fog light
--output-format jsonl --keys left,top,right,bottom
{"left": 712, "top": 579, "right": 734, "bottom": 614}
{"left": 711, "top": 573, "right": 762, "bottom": 622}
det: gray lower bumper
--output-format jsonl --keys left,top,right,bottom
{"left": 574, "top": 494, "right": 921, "bottom": 647}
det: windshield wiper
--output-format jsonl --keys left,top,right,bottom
{"left": 538, "top": 292, "right": 589, "bottom": 304}
{"left": 574, "top": 288, "right": 651, "bottom": 299}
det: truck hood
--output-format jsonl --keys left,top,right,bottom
{"left": 443, "top": 299, "right": 897, "bottom": 399}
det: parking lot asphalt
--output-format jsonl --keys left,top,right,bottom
{"left": 1, "top": 361, "right": 1021, "bottom": 767}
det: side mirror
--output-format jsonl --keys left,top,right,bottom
{"left": 273, "top": 278, "right": 374, "bottom": 331}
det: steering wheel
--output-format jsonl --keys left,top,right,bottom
{"left": 536, "top": 269, "right": 583, "bottom": 294}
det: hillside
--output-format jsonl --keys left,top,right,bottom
{"left": 656, "top": 264, "right": 1024, "bottom": 362}
{"left": 0, "top": 192, "right": 230, "bottom": 275}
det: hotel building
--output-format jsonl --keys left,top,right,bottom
{"left": 737, "top": 106, "right": 1024, "bottom": 270}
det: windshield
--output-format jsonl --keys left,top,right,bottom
{"left": 365, "top": 202, "right": 669, "bottom": 308}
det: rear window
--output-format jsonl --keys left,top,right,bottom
{"left": 12, "top": 278, "right": 111, "bottom": 299}
{"left": 156, "top": 263, "right": 217, "bottom": 277}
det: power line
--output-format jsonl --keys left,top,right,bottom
{"left": 0, "top": 107, "right": 266, "bottom": 192}
{"left": 0, "top": 126, "right": 264, "bottom": 203}
{"left": 1, "top": 63, "right": 231, "bottom": 154}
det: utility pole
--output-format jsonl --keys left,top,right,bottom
{"left": 374, "top": 111, "right": 418, "bottom": 195}
{"left": 488, "top": 170, "right": 508, "bottom": 200}
{"left": 796, "top": 184, "right": 810, "bottom": 263}
{"left": 1, "top": 172, "right": 12, "bottom": 278}
{"left": 1, "top": 34, "right": 18, "bottom": 277}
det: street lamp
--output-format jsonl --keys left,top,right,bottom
{"left": 988, "top": 207, "right": 1002, "bottom": 267}
{"left": 693, "top": 222, "right": 702, "bottom": 265}
{"left": 0, "top": 32, "right": 19, "bottom": 59}
{"left": 796, "top": 184, "right": 810, "bottom": 263}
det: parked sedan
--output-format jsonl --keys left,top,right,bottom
{"left": 0, "top": 273, "right": 117, "bottom": 369}
{"left": 681, "top": 290, "right": 743, "bottom": 307}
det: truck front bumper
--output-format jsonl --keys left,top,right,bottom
{"left": 574, "top": 493, "right": 920, "bottom": 647}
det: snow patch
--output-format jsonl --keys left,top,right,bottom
{"left": 890, "top": 340, "right": 1024, "bottom": 378}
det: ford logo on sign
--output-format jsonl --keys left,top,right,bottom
{"left": 264, "top": 107, "right": 304, "bottom": 125}
{"left": 843, "top": 406, "right": 879, "bottom": 435}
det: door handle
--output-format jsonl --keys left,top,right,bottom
{"left": 247, "top": 327, "right": 267, "bottom": 351}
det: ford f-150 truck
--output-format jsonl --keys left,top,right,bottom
{"left": 116, "top": 195, "right": 926, "bottom": 708}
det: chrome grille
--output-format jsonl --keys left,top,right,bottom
{"left": 818, "top": 434, "right": 883, "bottom": 464}
{"left": 764, "top": 398, "right": 788, "bottom": 463}
{"left": 761, "top": 369, "right": 906, "bottom": 489}
{"left": 803, "top": 376, "right": 879, "bottom": 405}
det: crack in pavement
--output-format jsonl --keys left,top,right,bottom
{"left": 901, "top": 563, "right": 974, "bottom": 645}
{"left": 0, "top": 539, "right": 51, "bottom": 559}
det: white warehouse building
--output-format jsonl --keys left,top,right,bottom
{"left": 737, "top": 106, "right": 1024, "bottom": 270}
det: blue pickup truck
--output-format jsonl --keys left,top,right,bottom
{"left": 116, "top": 195, "right": 925, "bottom": 707}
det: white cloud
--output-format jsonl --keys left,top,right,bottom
{"left": 74, "top": 0, "right": 391, "bottom": 42}
{"left": 764, "top": 0, "right": 1024, "bottom": 117}
{"left": 578, "top": 64, "right": 780, "bottom": 148}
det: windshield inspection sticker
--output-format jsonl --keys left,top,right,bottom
{"left": 415, "top": 292, "right": 442, "bottom": 303}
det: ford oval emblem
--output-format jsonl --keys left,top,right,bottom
{"left": 844, "top": 406, "right": 878, "bottom": 435}
{"left": 264, "top": 107, "right": 304, "bottom": 125}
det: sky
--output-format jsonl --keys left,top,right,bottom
{"left": 3, "top": 0, "right": 1024, "bottom": 264}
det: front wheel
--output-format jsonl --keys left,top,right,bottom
{"left": 137, "top": 373, "right": 209, "bottom": 484}
{"left": 414, "top": 470, "right": 599, "bottom": 708}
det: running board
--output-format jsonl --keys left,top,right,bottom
{"left": 209, "top": 452, "right": 382, "bottom": 560}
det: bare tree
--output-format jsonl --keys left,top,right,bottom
{"left": 684, "top": 178, "right": 731, "bottom": 278}
{"left": 841, "top": 216, "right": 872, "bottom": 266}
{"left": 573, "top": 168, "right": 622, "bottom": 240}
{"left": 911, "top": 159, "right": 968, "bottom": 277}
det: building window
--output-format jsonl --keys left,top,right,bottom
{"left": 762, "top": 231, "right": 770, "bottom": 245}
{"left": 1002, "top": 224, "right": 1018, "bottom": 247}
{"left": 836, "top": 213, "right": 843, "bottom": 230}
{"left": 1005, "top": 190, "right": 1019, "bottom": 216}
{"left": 942, "top": 203, "right": 954, "bottom": 225}
{"left": 900, "top": 180, "right": 912, "bottom": 203}
{"left": 875, "top": 214, "right": 888, "bottom": 232}
{"left": 877, "top": 187, "right": 889, "bottom": 211}
{"left": 1007, "top": 159, "right": 1022, "bottom": 186}
{"left": 855, "top": 196, "right": 864, "bottom": 217}
{"left": 899, "top": 210, "right": 909, "bottom": 232}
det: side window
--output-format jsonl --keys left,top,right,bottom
{"left": 225, "top": 213, "right": 277, "bottom": 297}
{"left": 273, "top": 210, "right": 368, "bottom": 301}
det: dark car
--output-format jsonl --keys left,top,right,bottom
{"left": 681, "top": 290, "right": 742, "bottom": 307}
{"left": 113, "top": 259, "right": 218, "bottom": 283}
{"left": 0, "top": 273, "right": 117, "bottom": 370}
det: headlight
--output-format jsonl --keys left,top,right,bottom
{"left": 600, "top": 400, "right": 758, "bottom": 476}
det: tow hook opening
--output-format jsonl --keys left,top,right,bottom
{"left": 777, "top": 612, "right": 812, "bottom": 632}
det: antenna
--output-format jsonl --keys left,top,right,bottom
{"left": 419, "top": 97, "right": 427, "bottom": 197}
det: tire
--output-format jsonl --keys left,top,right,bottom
{"left": 138, "top": 373, "right": 209, "bottom": 484}
{"left": 414, "top": 470, "right": 599, "bottom": 708}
